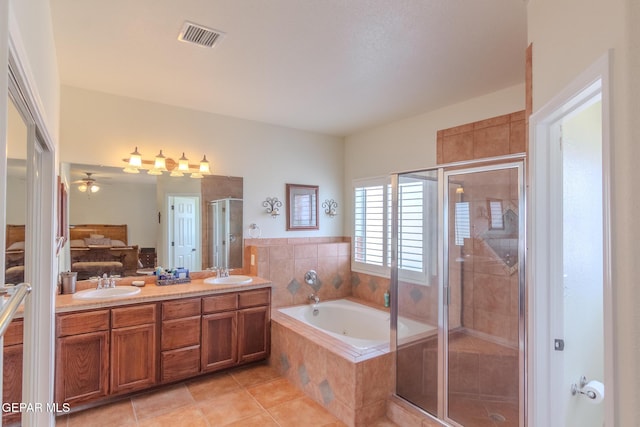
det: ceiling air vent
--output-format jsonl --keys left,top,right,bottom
{"left": 178, "top": 21, "right": 225, "bottom": 48}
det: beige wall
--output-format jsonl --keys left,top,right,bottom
{"left": 528, "top": 0, "right": 638, "bottom": 423}
{"left": 60, "top": 86, "right": 345, "bottom": 239}
{"left": 343, "top": 83, "right": 525, "bottom": 236}
{"left": 9, "top": 0, "right": 60, "bottom": 141}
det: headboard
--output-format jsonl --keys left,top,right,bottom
{"left": 69, "top": 224, "right": 129, "bottom": 245}
{"left": 6, "top": 224, "right": 25, "bottom": 248}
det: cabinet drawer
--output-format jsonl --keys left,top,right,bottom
{"left": 202, "top": 294, "right": 237, "bottom": 314}
{"left": 161, "top": 316, "right": 201, "bottom": 351}
{"left": 112, "top": 304, "right": 157, "bottom": 328}
{"left": 4, "top": 319, "right": 23, "bottom": 346}
{"left": 57, "top": 310, "right": 110, "bottom": 337}
{"left": 238, "top": 289, "right": 271, "bottom": 309}
{"left": 162, "top": 298, "right": 201, "bottom": 320}
{"left": 161, "top": 346, "right": 200, "bottom": 383}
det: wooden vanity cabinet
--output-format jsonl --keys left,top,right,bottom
{"left": 54, "top": 286, "right": 271, "bottom": 408}
{"left": 3, "top": 319, "right": 24, "bottom": 425}
{"left": 201, "top": 289, "right": 271, "bottom": 373}
{"left": 201, "top": 293, "right": 238, "bottom": 372}
{"left": 238, "top": 289, "right": 271, "bottom": 363}
{"left": 55, "top": 310, "right": 110, "bottom": 405}
{"left": 110, "top": 304, "right": 157, "bottom": 394}
{"left": 160, "top": 298, "right": 201, "bottom": 382}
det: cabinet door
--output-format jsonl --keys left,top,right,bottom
{"left": 161, "top": 345, "right": 201, "bottom": 383}
{"left": 111, "top": 324, "right": 156, "bottom": 394}
{"left": 237, "top": 305, "right": 270, "bottom": 364}
{"left": 3, "top": 344, "right": 23, "bottom": 425}
{"left": 55, "top": 331, "right": 109, "bottom": 405}
{"left": 201, "top": 311, "right": 237, "bottom": 372}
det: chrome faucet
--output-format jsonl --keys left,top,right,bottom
{"left": 309, "top": 294, "right": 320, "bottom": 315}
{"left": 309, "top": 293, "right": 319, "bottom": 306}
{"left": 215, "top": 267, "right": 229, "bottom": 278}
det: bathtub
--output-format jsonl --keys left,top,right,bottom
{"left": 278, "top": 299, "right": 435, "bottom": 350}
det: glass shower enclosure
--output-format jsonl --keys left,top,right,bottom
{"left": 392, "top": 159, "right": 525, "bottom": 427}
{"left": 208, "top": 198, "right": 243, "bottom": 269}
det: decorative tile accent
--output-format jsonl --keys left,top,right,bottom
{"left": 351, "top": 273, "right": 361, "bottom": 288}
{"left": 287, "top": 279, "right": 301, "bottom": 295}
{"left": 368, "top": 277, "right": 378, "bottom": 293}
{"left": 280, "top": 353, "right": 290, "bottom": 372}
{"left": 332, "top": 274, "right": 343, "bottom": 289}
{"left": 298, "top": 365, "right": 310, "bottom": 386}
{"left": 318, "top": 379, "right": 334, "bottom": 405}
{"left": 409, "top": 287, "right": 424, "bottom": 303}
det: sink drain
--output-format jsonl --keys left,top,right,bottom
{"left": 489, "top": 413, "right": 506, "bottom": 423}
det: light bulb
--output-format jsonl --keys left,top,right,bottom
{"left": 178, "top": 153, "right": 189, "bottom": 171}
{"left": 199, "top": 155, "right": 210, "bottom": 174}
{"left": 129, "top": 147, "right": 142, "bottom": 168}
{"left": 154, "top": 150, "right": 167, "bottom": 171}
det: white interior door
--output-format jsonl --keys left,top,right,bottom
{"left": 169, "top": 196, "right": 199, "bottom": 271}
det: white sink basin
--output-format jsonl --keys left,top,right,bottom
{"left": 204, "top": 275, "right": 253, "bottom": 285}
{"left": 73, "top": 286, "right": 142, "bottom": 300}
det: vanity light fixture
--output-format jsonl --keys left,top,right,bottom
{"left": 128, "top": 147, "right": 142, "bottom": 168}
{"left": 153, "top": 150, "right": 168, "bottom": 171}
{"left": 123, "top": 148, "right": 212, "bottom": 178}
{"left": 322, "top": 199, "right": 338, "bottom": 217}
{"left": 263, "top": 197, "right": 282, "bottom": 218}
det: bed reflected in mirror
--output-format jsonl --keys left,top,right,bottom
{"left": 5, "top": 95, "right": 28, "bottom": 285}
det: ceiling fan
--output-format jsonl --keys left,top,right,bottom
{"left": 72, "top": 172, "right": 101, "bottom": 193}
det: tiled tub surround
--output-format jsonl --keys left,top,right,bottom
{"left": 245, "top": 238, "right": 352, "bottom": 309}
{"left": 271, "top": 302, "right": 394, "bottom": 427}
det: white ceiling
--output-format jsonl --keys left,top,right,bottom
{"left": 50, "top": 0, "right": 527, "bottom": 137}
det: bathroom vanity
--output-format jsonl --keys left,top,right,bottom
{"left": 2, "top": 277, "right": 271, "bottom": 420}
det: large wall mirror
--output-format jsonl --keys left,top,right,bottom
{"left": 4, "top": 95, "right": 28, "bottom": 285}
{"left": 61, "top": 163, "right": 243, "bottom": 279}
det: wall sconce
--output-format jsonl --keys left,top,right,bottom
{"left": 263, "top": 197, "right": 282, "bottom": 218}
{"left": 123, "top": 147, "right": 211, "bottom": 178}
{"left": 322, "top": 199, "right": 338, "bottom": 217}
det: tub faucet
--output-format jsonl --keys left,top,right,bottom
{"left": 309, "top": 294, "right": 320, "bottom": 315}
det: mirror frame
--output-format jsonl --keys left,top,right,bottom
{"left": 286, "top": 183, "right": 319, "bottom": 231}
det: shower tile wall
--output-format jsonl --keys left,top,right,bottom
{"left": 245, "top": 237, "right": 351, "bottom": 308}
{"left": 436, "top": 111, "right": 526, "bottom": 164}
{"left": 451, "top": 167, "right": 520, "bottom": 346}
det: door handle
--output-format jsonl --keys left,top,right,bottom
{"left": 191, "top": 248, "right": 196, "bottom": 252}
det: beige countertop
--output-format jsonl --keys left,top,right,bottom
{"left": 54, "top": 276, "right": 272, "bottom": 314}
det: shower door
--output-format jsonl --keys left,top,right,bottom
{"left": 394, "top": 160, "right": 524, "bottom": 427}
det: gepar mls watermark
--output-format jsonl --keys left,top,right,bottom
{"left": 2, "top": 402, "right": 71, "bottom": 414}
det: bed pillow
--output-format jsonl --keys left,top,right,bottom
{"left": 84, "top": 237, "right": 112, "bottom": 246}
{"left": 7, "top": 241, "right": 25, "bottom": 251}
{"left": 90, "top": 234, "right": 105, "bottom": 239}
{"left": 70, "top": 239, "right": 86, "bottom": 247}
{"left": 111, "top": 240, "right": 126, "bottom": 247}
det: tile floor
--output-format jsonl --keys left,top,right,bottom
{"left": 55, "top": 362, "right": 398, "bottom": 427}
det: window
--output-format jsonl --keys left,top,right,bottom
{"left": 353, "top": 176, "right": 434, "bottom": 284}
{"left": 354, "top": 180, "right": 389, "bottom": 275}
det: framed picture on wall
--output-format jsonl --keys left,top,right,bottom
{"left": 286, "top": 184, "right": 319, "bottom": 230}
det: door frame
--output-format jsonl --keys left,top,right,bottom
{"left": 2, "top": 7, "right": 59, "bottom": 426}
{"left": 528, "top": 52, "right": 613, "bottom": 427}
